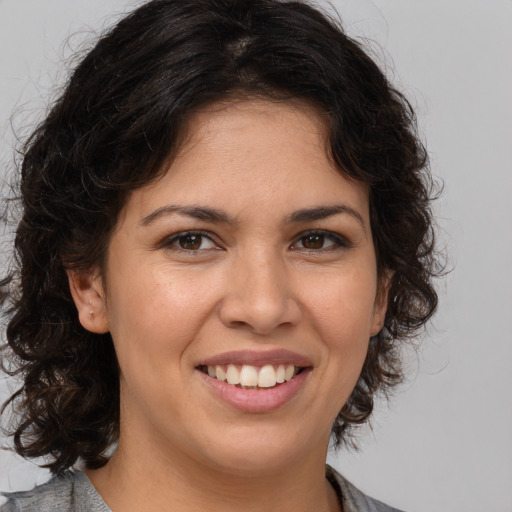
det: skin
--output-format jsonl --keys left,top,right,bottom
{"left": 69, "top": 99, "right": 388, "bottom": 512}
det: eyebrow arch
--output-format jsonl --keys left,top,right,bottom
{"left": 140, "top": 205, "right": 235, "bottom": 226}
{"left": 287, "top": 205, "right": 365, "bottom": 228}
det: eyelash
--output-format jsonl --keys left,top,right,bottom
{"left": 162, "top": 229, "right": 350, "bottom": 253}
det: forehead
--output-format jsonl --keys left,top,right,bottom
{"left": 121, "top": 99, "right": 369, "bottom": 225}
{"left": 177, "top": 98, "right": 330, "bottom": 164}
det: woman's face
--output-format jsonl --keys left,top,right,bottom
{"left": 84, "top": 100, "right": 387, "bottom": 474}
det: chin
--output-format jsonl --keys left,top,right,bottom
{"left": 196, "top": 423, "right": 324, "bottom": 475}
{"left": 212, "top": 447, "right": 298, "bottom": 475}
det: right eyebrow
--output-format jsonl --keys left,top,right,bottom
{"left": 287, "top": 204, "right": 365, "bottom": 229}
{"left": 139, "top": 205, "right": 236, "bottom": 227}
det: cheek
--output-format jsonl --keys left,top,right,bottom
{"left": 304, "top": 267, "right": 377, "bottom": 404}
{"left": 305, "top": 265, "right": 379, "bottom": 341}
{"left": 104, "top": 264, "right": 222, "bottom": 368}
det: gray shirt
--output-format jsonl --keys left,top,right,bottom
{"left": 1, "top": 466, "right": 404, "bottom": 511}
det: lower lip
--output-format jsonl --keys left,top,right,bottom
{"left": 197, "top": 368, "right": 311, "bottom": 413}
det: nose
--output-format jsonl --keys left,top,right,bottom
{"left": 218, "top": 250, "right": 302, "bottom": 335}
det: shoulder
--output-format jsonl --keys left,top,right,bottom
{"left": 0, "top": 471, "right": 111, "bottom": 512}
{"left": 326, "top": 465, "right": 405, "bottom": 512}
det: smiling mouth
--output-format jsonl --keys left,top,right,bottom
{"left": 197, "top": 364, "right": 305, "bottom": 390}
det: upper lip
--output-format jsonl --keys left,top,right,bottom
{"left": 197, "top": 349, "right": 313, "bottom": 368}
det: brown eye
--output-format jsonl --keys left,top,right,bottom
{"left": 178, "top": 234, "right": 203, "bottom": 250}
{"left": 291, "top": 231, "right": 348, "bottom": 252}
{"left": 167, "top": 232, "right": 217, "bottom": 251}
{"left": 301, "top": 233, "right": 325, "bottom": 249}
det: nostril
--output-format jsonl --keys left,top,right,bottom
{"left": 230, "top": 320, "right": 247, "bottom": 328}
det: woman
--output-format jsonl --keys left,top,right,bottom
{"left": 0, "top": 1, "right": 440, "bottom": 511}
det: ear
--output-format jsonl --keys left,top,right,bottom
{"left": 67, "top": 268, "right": 109, "bottom": 334}
{"left": 370, "top": 270, "right": 392, "bottom": 337}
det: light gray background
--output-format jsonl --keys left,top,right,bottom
{"left": 1, "top": 1, "right": 511, "bottom": 511}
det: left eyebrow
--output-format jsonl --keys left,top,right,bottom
{"left": 287, "top": 205, "right": 365, "bottom": 229}
{"left": 139, "top": 205, "right": 236, "bottom": 226}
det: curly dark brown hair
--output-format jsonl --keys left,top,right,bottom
{"left": 1, "top": 0, "right": 441, "bottom": 475}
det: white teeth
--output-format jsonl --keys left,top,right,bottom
{"left": 276, "top": 364, "right": 285, "bottom": 383}
{"left": 239, "top": 365, "right": 258, "bottom": 387}
{"left": 205, "top": 363, "right": 300, "bottom": 388}
{"left": 284, "top": 364, "right": 295, "bottom": 381}
{"left": 226, "top": 364, "right": 240, "bottom": 385}
{"left": 258, "top": 365, "right": 277, "bottom": 388}
{"left": 215, "top": 366, "right": 226, "bottom": 382}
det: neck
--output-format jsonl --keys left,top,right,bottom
{"left": 86, "top": 434, "right": 341, "bottom": 512}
